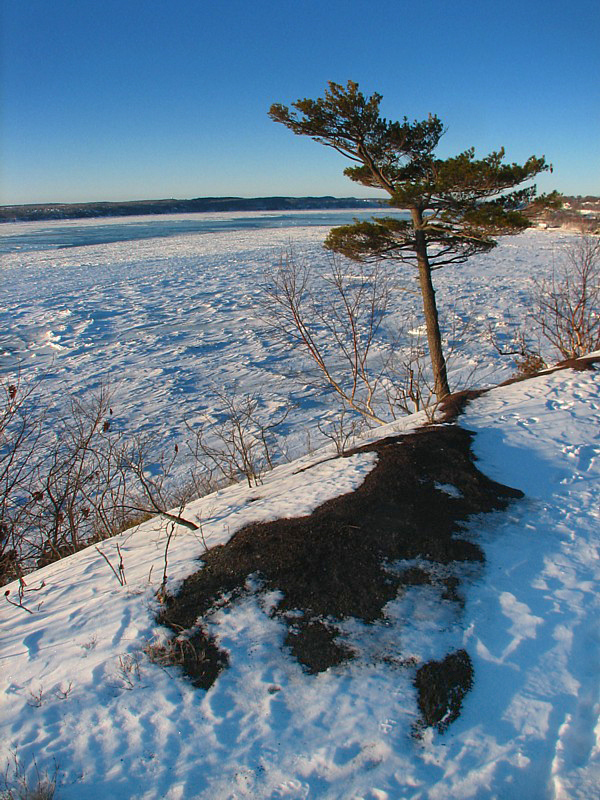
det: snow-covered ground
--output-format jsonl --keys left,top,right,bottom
{"left": 1, "top": 217, "right": 598, "bottom": 798}
{"left": 0, "top": 358, "right": 599, "bottom": 799}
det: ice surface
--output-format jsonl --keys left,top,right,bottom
{"left": 0, "top": 215, "right": 578, "bottom": 469}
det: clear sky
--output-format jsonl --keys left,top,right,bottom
{"left": 1, "top": 0, "right": 599, "bottom": 205}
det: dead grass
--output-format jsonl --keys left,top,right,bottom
{"left": 144, "top": 629, "right": 228, "bottom": 690}
{"left": 498, "top": 353, "right": 600, "bottom": 389}
{"left": 0, "top": 753, "right": 58, "bottom": 800}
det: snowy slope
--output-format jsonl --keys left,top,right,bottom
{"left": 1, "top": 362, "right": 599, "bottom": 799}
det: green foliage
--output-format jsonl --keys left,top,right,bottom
{"left": 324, "top": 217, "right": 414, "bottom": 262}
{"left": 270, "top": 79, "right": 560, "bottom": 401}
{"left": 269, "top": 80, "right": 444, "bottom": 180}
{"left": 270, "top": 80, "right": 558, "bottom": 264}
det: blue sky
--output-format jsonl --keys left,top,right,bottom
{"left": 1, "top": 0, "right": 599, "bottom": 204}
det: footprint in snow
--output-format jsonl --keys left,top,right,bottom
{"left": 23, "top": 629, "right": 44, "bottom": 660}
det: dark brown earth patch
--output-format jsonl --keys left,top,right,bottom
{"left": 435, "top": 389, "right": 487, "bottom": 423}
{"left": 414, "top": 649, "right": 474, "bottom": 734}
{"left": 157, "top": 424, "right": 522, "bottom": 695}
{"left": 178, "top": 628, "right": 229, "bottom": 689}
{"left": 285, "top": 618, "right": 356, "bottom": 674}
{"left": 555, "top": 355, "right": 600, "bottom": 371}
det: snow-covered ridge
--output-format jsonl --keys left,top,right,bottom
{"left": 1, "top": 361, "right": 599, "bottom": 799}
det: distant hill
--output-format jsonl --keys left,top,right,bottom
{"left": 0, "top": 195, "right": 387, "bottom": 223}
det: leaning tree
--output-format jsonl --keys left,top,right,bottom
{"left": 269, "top": 80, "right": 560, "bottom": 402}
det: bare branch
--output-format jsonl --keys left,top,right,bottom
{"left": 263, "top": 252, "right": 394, "bottom": 425}
{"left": 533, "top": 234, "right": 600, "bottom": 359}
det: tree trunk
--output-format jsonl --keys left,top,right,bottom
{"left": 412, "top": 218, "right": 450, "bottom": 402}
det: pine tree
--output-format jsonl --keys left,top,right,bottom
{"left": 269, "top": 80, "right": 560, "bottom": 401}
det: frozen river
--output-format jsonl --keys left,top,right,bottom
{"left": 0, "top": 211, "right": 573, "bottom": 463}
{"left": 0, "top": 209, "right": 409, "bottom": 254}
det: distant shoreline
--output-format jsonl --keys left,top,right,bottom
{"left": 0, "top": 196, "right": 387, "bottom": 223}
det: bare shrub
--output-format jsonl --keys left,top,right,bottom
{"left": 0, "top": 376, "right": 293, "bottom": 582}
{"left": 95, "top": 543, "right": 127, "bottom": 586}
{"left": 1, "top": 752, "right": 58, "bottom": 800}
{"left": 114, "top": 653, "right": 142, "bottom": 690}
{"left": 317, "top": 409, "right": 366, "bottom": 456}
{"left": 54, "top": 682, "right": 73, "bottom": 701}
{"left": 185, "top": 389, "right": 290, "bottom": 488}
{"left": 0, "top": 382, "right": 141, "bottom": 582}
{"left": 263, "top": 252, "right": 477, "bottom": 427}
{"left": 121, "top": 436, "right": 200, "bottom": 531}
{"left": 264, "top": 253, "right": 395, "bottom": 425}
{"left": 533, "top": 233, "right": 600, "bottom": 359}
{"left": 379, "top": 331, "right": 436, "bottom": 415}
{"left": 489, "top": 327, "right": 547, "bottom": 378}
{"left": 0, "top": 381, "right": 179, "bottom": 582}
{"left": 29, "top": 390, "right": 124, "bottom": 565}
{"left": 0, "top": 378, "right": 44, "bottom": 582}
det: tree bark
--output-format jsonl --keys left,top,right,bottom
{"left": 412, "top": 217, "right": 450, "bottom": 402}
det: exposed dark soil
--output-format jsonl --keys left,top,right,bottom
{"left": 437, "top": 357, "right": 599, "bottom": 411}
{"left": 434, "top": 389, "right": 487, "bottom": 423}
{"left": 414, "top": 649, "right": 474, "bottom": 734}
{"left": 157, "top": 423, "right": 523, "bottom": 720}
{"left": 285, "top": 619, "right": 356, "bottom": 674}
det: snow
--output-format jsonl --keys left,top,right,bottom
{"left": 1, "top": 362, "right": 598, "bottom": 798}
{"left": 0, "top": 217, "right": 599, "bottom": 797}
{"left": 458, "top": 365, "right": 600, "bottom": 800}
{"left": 0, "top": 217, "right": 581, "bottom": 469}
